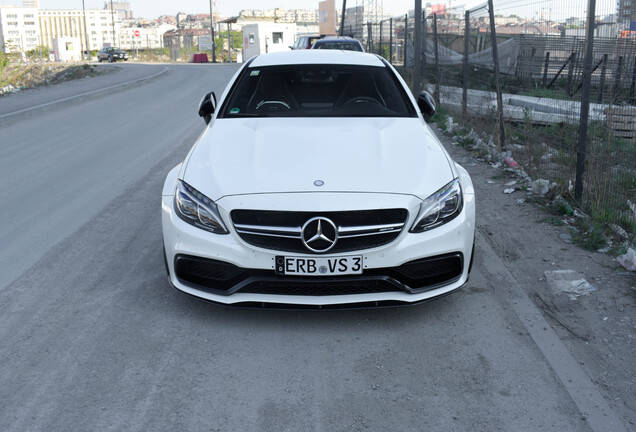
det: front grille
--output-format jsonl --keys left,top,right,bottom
{"left": 174, "top": 253, "right": 464, "bottom": 297}
{"left": 231, "top": 209, "right": 408, "bottom": 254}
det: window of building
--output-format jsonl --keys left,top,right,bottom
{"left": 24, "top": 14, "right": 34, "bottom": 18}
{"left": 7, "top": 22, "right": 18, "bottom": 26}
{"left": 248, "top": 33, "right": 255, "bottom": 44}
{"left": 7, "top": 14, "right": 17, "bottom": 18}
{"left": 24, "top": 21, "right": 35, "bottom": 25}
{"left": 272, "top": 32, "right": 283, "bottom": 44}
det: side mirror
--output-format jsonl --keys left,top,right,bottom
{"left": 417, "top": 91, "right": 436, "bottom": 122}
{"left": 198, "top": 91, "right": 217, "bottom": 124}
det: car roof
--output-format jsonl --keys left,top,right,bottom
{"left": 318, "top": 36, "right": 357, "bottom": 41}
{"left": 249, "top": 50, "right": 384, "bottom": 67}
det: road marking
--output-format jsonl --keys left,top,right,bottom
{"left": 477, "top": 231, "right": 628, "bottom": 432}
{"left": 0, "top": 66, "right": 168, "bottom": 119}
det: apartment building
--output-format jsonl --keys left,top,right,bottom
{"left": 0, "top": 6, "right": 40, "bottom": 52}
{"left": 39, "top": 9, "right": 120, "bottom": 52}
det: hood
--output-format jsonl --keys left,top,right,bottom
{"left": 183, "top": 117, "right": 454, "bottom": 201}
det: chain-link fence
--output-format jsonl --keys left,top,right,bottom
{"left": 360, "top": 0, "right": 636, "bottom": 237}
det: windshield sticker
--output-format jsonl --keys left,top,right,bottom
{"left": 250, "top": 70, "right": 260, "bottom": 76}
{"left": 230, "top": 108, "right": 240, "bottom": 114}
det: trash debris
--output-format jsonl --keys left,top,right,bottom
{"left": 559, "top": 232, "right": 573, "bottom": 244}
{"left": 531, "top": 179, "right": 550, "bottom": 197}
{"left": 487, "top": 179, "right": 497, "bottom": 184}
{"left": 504, "top": 188, "right": 515, "bottom": 194}
{"left": 505, "top": 180, "right": 517, "bottom": 186}
{"left": 544, "top": 270, "right": 595, "bottom": 300}
{"left": 506, "top": 156, "right": 519, "bottom": 168}
{"left": 516, "top": 199, "right": 526, "bottom": 204}
{"left": 446, "top": 116, "right": 455, "bottom": 134}
{"left": 609, "top": 224, "right": 629, "bottom": 241}
{"left": 616, "top": 248, "right": 636, "bottom": 272}
{"left": 1, "top": 84, "right": 17, "bottom": 95}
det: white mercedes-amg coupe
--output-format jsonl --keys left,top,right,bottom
{"left": 161, "top": 50, "right": 475, "bottom": 309}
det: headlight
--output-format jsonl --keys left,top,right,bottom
{"left": 410, "top": 178, "right": 463, "bottom": 233}
{"left": 174, "top": 180, "right": 229, "bottom": 234}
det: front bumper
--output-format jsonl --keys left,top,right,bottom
{"left": 162, "top": 190, "right": 475, "bottom": 308}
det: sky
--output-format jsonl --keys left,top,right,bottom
{"left": 15, "top": 1, "right": 486, "bottom": 18}
{"left": 1, "top": 0, "right": 619, "bottom": 21}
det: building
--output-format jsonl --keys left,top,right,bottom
{"left": 39, "top": 8, "right": 120, "bottom": 52}
{"left": 22, "top": 0, "right": 39, "bottom": 7}
{"left": 163, "top": 28, "right": 209, "bottom": 50}
{"left": 242, "top": 23, "right": 296, "bottom": 58}
{"left": 104, "top": 1, "right": 133, "bottom": 20}
{"left": 0, "top": 6, "right": 40, "bottom": 53}
{"left": 118, "top": 22, "right": 175, "bottom": 50}
{"left": 617, "top": 0, "right": 635, "bottom": 23}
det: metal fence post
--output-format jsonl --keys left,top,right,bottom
{"left": 421, "top": 10, "right": 427, "bottom": 86}
{"left": 413, "top": 0, "right": 422, "bottom": 94}
{"left": 463, "top": 10, "right": 469, "bottom": 116}
{"left": 567, "top": 51, "right": 577, "bottom": 96}
{"left": 433, "top": 13, "right": 440, "bottom": 104}
{"left": 614, "top": 56, "right": 624, "bottom": 102}
{"left": 404, "top": 14, "right": 408, "bottom": 67}
{"left": 630, "top": 58, "right": 636, "bottom": 102}
{"left": 574, "top": 0, "right": 597, "bottom": 203}
{"left": 389, "top": 18, "right": 393, "bottom": 64}
{"left": 487, "top": 0, "right": 506, "bottom": 150}
{"left": 379, "top": 21, "right": 383, "bottom": 58}
{"left": 598, "top": 53, "right": 608, "bottom": 103}
{"left": 542, "top": 52, "right": 550, "bottom": 88}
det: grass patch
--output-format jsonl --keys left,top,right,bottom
{"left": 571, "top": 222, "right": 608, "bottom": 251}
{"left": 539, "top": 216, "right": 565, "bottom": 226}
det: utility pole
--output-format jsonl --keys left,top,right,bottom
{"left": 209, "top": 0, "right": 216, "bottom": 62}
{"left": 110, "top": 0, "right": 116, "bottom": 47}
{"left": 82, "top": 0, "right": 90, "bottom": 59}
{"left": 340, "top": 0, "right": 347, "bottom": 36}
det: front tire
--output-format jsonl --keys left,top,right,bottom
{"left": 108, "top": 56, "right": 114, "bottom": 63}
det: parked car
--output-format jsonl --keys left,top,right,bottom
{"left": 97, "top": 47, "right": 128, "bottom": 62}
{"left": 311, "top": 36, "right": 365, "bottom": 52}
{"left": 291, "top": 35, "right": 322, "bottom": 50}
{"left": 161, "top": 50, "right": 475, "bottom": 309}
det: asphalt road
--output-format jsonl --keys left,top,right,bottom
{"left": 0, "top": 64, "right": 626, "bottom": 431}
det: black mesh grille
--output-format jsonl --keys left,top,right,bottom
{"left": 231, "top": 208, "right": 408, "bottom": 254}
{"left": 388, "top": 253, "right": 463, "bottom": 290}
{"left": 240, "top": 279, "right": 399, "bottom": 296}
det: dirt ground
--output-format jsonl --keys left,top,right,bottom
{"left": 0, "top": 63, "right": 116, "bottom": 94}
{"left": 434, "top": 124, "right": 636, "bottom": 429}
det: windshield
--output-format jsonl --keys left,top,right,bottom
{"left": 219, "top": 64, "right": 416, "bottom": 118}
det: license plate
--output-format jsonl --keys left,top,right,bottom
{"left": 275, "top": 255, "right": 363, "bottom": 276}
